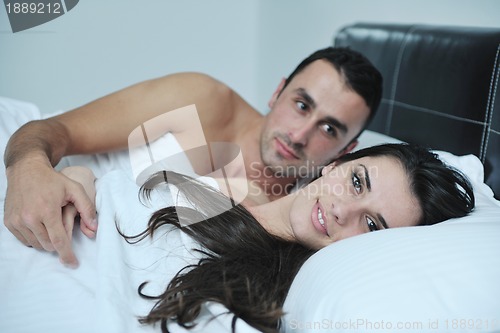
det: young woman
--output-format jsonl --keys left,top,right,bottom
{"left": 61, "top": 143, "right": 475, "bottom": 333}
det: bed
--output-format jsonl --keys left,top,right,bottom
{"left": 283, "top": 23, "right": 500, "bottom": 333}
{"left": 1, "top": 23, "right": 500, "bottom": 333}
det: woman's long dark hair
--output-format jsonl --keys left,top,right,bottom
{"left": 121, "top": 171, "right": 314, "bottom": 333}
{"left": 122, "top": 143, "right": 475, "bottom": 333}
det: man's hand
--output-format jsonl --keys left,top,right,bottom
{"left": 4, "top": 157, "right": 97, "bottom": 268}
{"left": 60, "top": 165, "right": 97, "bottom": 241}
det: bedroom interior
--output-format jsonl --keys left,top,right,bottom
{"left": 1, "top": 2, "right": 500, "bottom": 333}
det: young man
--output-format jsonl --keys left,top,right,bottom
{"left": 3, "top": 47, "right": 382, "bottom": 266}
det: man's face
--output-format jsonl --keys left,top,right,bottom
{"left": 260, "top": 59, "right": 370, "bottom": 179}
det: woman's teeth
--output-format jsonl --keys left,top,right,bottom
{"left": 318, "top": 209, "right": 325, "bottom": 226}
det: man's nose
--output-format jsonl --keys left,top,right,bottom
{"left": 288, "top": 120, "right": 314, "bottom": 146}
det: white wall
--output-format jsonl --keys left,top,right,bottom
{"left": 1, "top": 0, "right": 499, "bottom": 115}
{"left": 0, "top": 0, "right": 260, "bottom": 114}
{"left": 256, "top": 0, "right": 500, "bottom": 113}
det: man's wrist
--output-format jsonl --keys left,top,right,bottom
{"left": 5, "top": 150, "right": 52, "bottom": 175}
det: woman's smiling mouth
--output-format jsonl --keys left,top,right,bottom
{"left": 312, "top": 201, "right": 329, "bottom": 235}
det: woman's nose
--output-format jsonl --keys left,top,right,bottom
{"left": 330, "top": 200, "right": 360, "bottom": 227}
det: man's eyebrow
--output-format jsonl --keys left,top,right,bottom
{"left": 324, "top": 116, "right": 348, "bottom": 136}
{"left": 295, "top": 88, "right": 316, "bottom": 109}
{"left": 295, "top": 88, "right": 349, "bottom": 136}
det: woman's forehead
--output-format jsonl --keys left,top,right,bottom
{"left": 351, "top": 155, "right": 421, "bottom": 227}
{"left": 367, "top": 157, "right": 421, "bottom": 227}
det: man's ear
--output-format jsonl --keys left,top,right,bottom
{"left": 268, "top": 78, "right": 287, "bottom": 109}
{"left": 321, "top": 162, "right": 337, "bottom": 176}
{"left": 339, "top": 140, "right": 358, "bottom": 157}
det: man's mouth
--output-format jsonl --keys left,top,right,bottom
{"left": 275, "top": 138, "right": 299, "bottom": 160}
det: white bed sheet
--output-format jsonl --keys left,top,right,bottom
{"left": 1, "top": 97, "right": 500, "bottom": 333}
{"left": 281, "top": 130, "right": 500, "bottom": 333}
{"left": 0, "top": 97, "right": 259, "bottom": 333}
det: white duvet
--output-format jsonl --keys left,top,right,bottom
{"left": 1, "top": 97, "right": 500, "bottom": 333}
{"left": 0, "top": 97, "right": 259, "bottom": 333}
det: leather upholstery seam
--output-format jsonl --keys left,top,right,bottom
{"left": 480, "top": 43, "right": 500, "bottom": 161}
{"left": 386, "top": 25, "right": 418, "bottom": 135}
{"left": 382, "top": 99, "right": 487, "bottom": 125}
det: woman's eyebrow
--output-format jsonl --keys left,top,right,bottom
{"left": 361, "top": 164, "right": 371, "bottom": 191}
{"left": 377, "top": 213, "right": 389, "bottom": 229}
{"left": 361, "top": 164, "right": 388, "bottom": 229}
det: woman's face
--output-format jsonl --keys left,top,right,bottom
{"left": 289, "top": 155, "right": 422, "bottom": 249}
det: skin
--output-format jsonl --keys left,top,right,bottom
{"left": 62, "top": 154, "right": 422, "bottom": 252}
{"left": 260, "top": 60, "right": 366, "bottom": 181}
{"left": 59, "top": 166, "right": 96, "bottom": 267}
{"left": 250, "top": 156, "right": 423, "bottom": 249}
{"left": 3, "top": 60, "right": 369, "bottom": 266}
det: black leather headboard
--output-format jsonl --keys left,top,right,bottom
{"left": 334, "top": 23, "right": 500, "bottom": 199}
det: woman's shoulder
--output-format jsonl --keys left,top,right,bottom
{"left": 96, "top": 169, "right": 138, "bottom": 192}
{"left": 213, "top": 176, "right": 270, "bottom": 207}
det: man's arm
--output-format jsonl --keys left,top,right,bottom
{"left": 3, "top": 72, "right": 236, "bottom": 266}
{"left": 4, "top": 119, "right": 97, "bottom": 268}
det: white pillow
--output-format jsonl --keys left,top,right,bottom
{"left": 282, "top": 220, "right": 500, "bottom": 333}
{"left": 355, "top": 129, "right": 404, "bottom": 151}
{"left": 282, "top": 131, "right": 500, "bottom": 333}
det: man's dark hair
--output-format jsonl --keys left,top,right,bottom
{"left": 283, "top": 47, "right": 383, "bottom": 133}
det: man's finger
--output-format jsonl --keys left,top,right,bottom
{"left": 44, "top": 220, "right": 78, "bottom": 268}
{"left": 19, "top": 228, "right": 45, "bottom": 250}
{"left": 67, "top": 182, "right": 97, "bottom": 234}
{"left": 62, "top": 201, "right": 95, "bottom": 239}
{"left": 62, "top": 205, "right": 77, "bottom": 240}
{"left": 21, "top": 211, "right": 61, "bottom": 252}
{"left": 4, "top": 223, "right": 40, "bottom": 248}
{"left": 80, "top": 222, "right": 97, "bottom": 238}
{"left": 6, "top": 215, "right": 53, "bottom": 251}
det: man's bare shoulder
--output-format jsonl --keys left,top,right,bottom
{"left": 176, "top": 73, "right": 262, "bottom": 141}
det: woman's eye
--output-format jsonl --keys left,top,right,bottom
{"left": 352, "top": 172, "right": 363, "bottom": 194}
{"left": 366, "top": 216, "right": 379, "bottom": 232}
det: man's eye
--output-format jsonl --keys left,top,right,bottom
{"left": 366, "top": 216, "right": 379, "bottom": 232}
{"left": 320, "top": 123, "right": 337, "bottom": 137}
{"left": 296, "top": 101, "right": 308, "bottom": 112}
{"left": 352, "top": 172, "right": 363, "bottom": 194}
